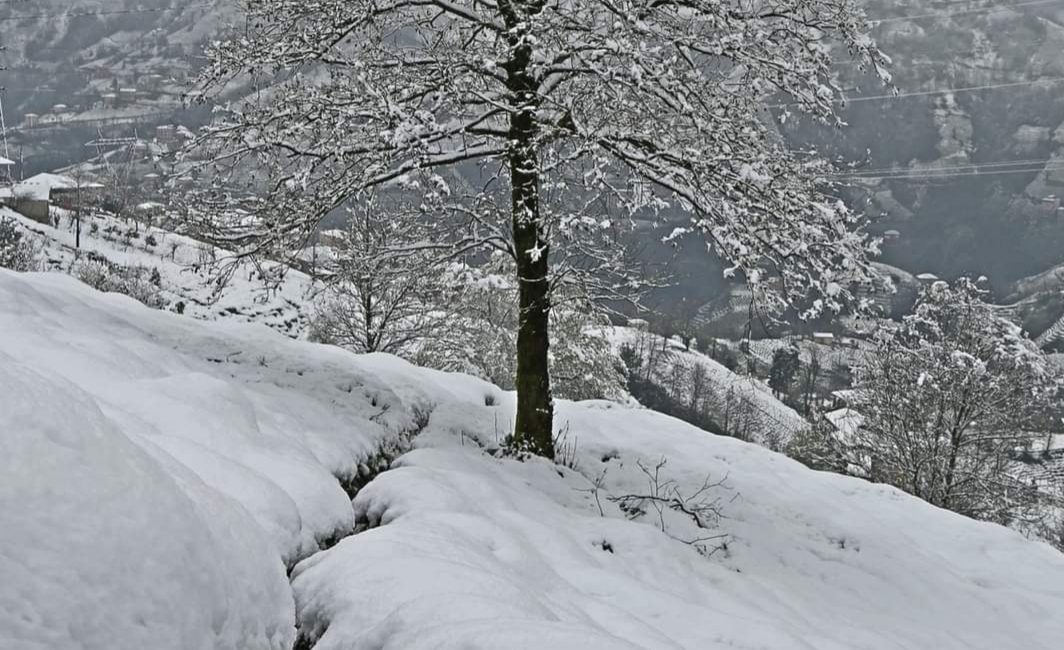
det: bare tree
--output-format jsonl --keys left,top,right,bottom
{"left": 189, "top": 0, "right": 889, "bottom": 456}
{"left": 310, "top": 199, "right": 444, "bottom": 355}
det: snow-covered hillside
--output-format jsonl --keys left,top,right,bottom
{"left": 3, "top": 206, "right": 316, "bottom": 336}
{"left": 610, "top": 326, "right": 808, "bottom": 448}
{"left": 3, "top": 270, "right": 1064, "bottom": 650}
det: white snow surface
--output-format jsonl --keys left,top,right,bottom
{"left": 3, "top": 206, "right": 317, "bottom": 337}
{"left": 3, "top": 270, "right": 1064, "bottom": 650}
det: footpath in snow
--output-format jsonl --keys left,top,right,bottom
{"left": 3, "top": 270, "right": 1064, "bottom": 650}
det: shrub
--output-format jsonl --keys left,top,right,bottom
{"left": 0, "top": 218, "right": 41, "bottom": 272}
{"left": 74, "top": 259, "right": 168, "bottom": 310}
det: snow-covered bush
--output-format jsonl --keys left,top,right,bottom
{"left": 0, "top": 218, "right": 41, "bottom": 272}
{"left": 74, "top": 258, "right": 169, "bottom": 310}
{"left": 849, "top": 279, "right": 1058, "bottom": 524}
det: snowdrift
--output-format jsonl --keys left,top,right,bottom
{"left": 3, "top": 270, "right": 1064, "bottom": 650}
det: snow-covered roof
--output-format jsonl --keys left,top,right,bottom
{"left": 826, "top": 407, "right": 864, "bottom": 440}
{"left": 831, "top": 388, "right": 860, "bottom": 402}
{"left": 0, "top": 156, "right": 14, "bottom": 166}
{"left": 14, "top": 173, "right": 105, "bottom": 200}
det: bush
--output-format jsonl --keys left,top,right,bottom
{"left": 0, "top": 218, "right": 41, "bottom": 272}
{"left": 144, "top": 234, "right": 158, "bottom": 247}
{"left": 74, "top": 259, "right": 169, "bottom": 310}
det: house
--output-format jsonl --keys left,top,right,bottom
{"left": 22, "top": 113, "right": 39, "bottom": 128}
{"left": 852, "top": 281, "right": 893, "bottom": 315}
{"left": 155, "top": 125, "right": 176, "bottom": 144}
{"left": 142, "top": 74, "right": 165, "bottom": 92}
{"left": 135, "top": 201, "right": 166, "bottom": 221}
{"left": 7, "top": 172, "right": 105, "bottom": 225}
{"left": 318, "top": 229, "right": 348, "bottom": 248}
{"left": 915, "top": 272, "right": 939, "bottom": 285}
{"left": 825, "top": 408, "right": 864, "bottom": 441}
{"left": 812, "top": 332, "right": 835, "bottom": 346}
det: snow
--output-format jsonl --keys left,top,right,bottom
{"left": 0, "top": 352, "right": 293, "bottom": 650}
{"left": 2, "top": 206, "right": 317, "bottom": 337}
{"left": 295, "top": 399, "right": 1064, "bottom": 650}
{"left": 826, "top": 407, "right": 864, "bottom": 439}
{"left": 3, "top": 270, "right": 1064, "bottom": 650}
{"left": 12, "top": 173, "right": 104, "bottom": 201}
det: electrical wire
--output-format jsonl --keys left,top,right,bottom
{"left": 870, "top": 0, "right": 1064, "bottom": 25}
{"left": 835, "top": 165, "right": 1064, "bottom": 181}
{"left": 0, "top": 3, "right": 214, "bottom": 22}
{"left": 837, "top": 157, "right": 1064, "bottom": 177}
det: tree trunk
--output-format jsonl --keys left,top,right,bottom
{"left": 506, "top": 5, "right": 553, "bottom": 457}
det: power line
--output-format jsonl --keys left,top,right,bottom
{"left": 836, "top": 165, "right": 1064, "bottom": 181}
{"left": 870, "top": 0, "right": 1064, "bottom": 25}
{"left": 839, "top": 76, "right": 1064, "bottom": 104}
{"left": 837, "top": 157, "right": 1064, "bottom": 177}
{"left": 773, "top": 76, "right": 1064, "bottom": 108}
{"left": 0, "top": 3, "right": 214, "bottom": 22}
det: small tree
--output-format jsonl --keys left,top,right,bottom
{"left": 768, "top": 346, "right": 800, "bottom": 399}
{"left": 191, "top": 0, "right": 889, "bottom": 456}
{"left": 309, "top": 200, "right": 444, "bottom": 355}
{"left": 851, "top": 279, "right": 1057, "bottom": 524}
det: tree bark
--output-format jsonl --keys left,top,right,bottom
{"left": 505, "top": 2, "right": 553, "bottom": 457}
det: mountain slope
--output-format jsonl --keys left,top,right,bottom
{"left": 785, "top": 0, "right": 1064, "bottom": 288}
{"left": 3, "top": 269, "right": 1064, "bottom": 650}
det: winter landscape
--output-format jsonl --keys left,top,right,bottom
{"left": 3, "top": 2, "right": 1064, "bottom": 649}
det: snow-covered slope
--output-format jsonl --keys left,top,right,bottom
{"left": 3, "top": 270, "right": 1064, "bottom": 650}
{"left": 609, "top": 326, "right": 808, "bottom": 448}
{"left": 4, "top": 206, "right": 317, "bottom": 336}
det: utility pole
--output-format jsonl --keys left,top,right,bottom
{"left": 0, "top": 45, "right": 10, "bottom": 185}
{"left": 75, "top": 179, "right": 81, "bottom": 250}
